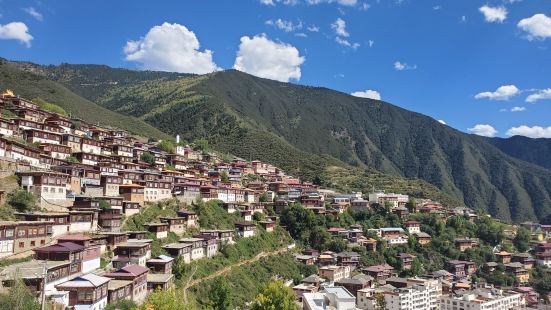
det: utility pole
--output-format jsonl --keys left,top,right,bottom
{"left": 40, "top": 260, "right": 47, "bottom": 310}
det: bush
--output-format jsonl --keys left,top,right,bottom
{"left": 140, "top": 152, "right": 156, "bottom": 166}
{"left": 6, "top": 190, "right": 36, "bottom": 212}
{"left": 158, "top": 140, "right": 176, "bottom": 153}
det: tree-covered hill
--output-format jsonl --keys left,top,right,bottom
{"left": 7, "top": 60, "right": 551, "bottom": 222}
{"left": 487, "top": 135, "right": 551, "bottom": 170}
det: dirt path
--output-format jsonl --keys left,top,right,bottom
{"left": 184, "top": 246, "right": 292, "bottom": 289}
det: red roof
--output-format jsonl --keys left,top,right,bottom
{"left": 34, "top": 242, "right": 84, "bottom": 253}
{"left": 119, "top": 265, "right": 149, "bottom": 276}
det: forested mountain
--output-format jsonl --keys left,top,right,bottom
{"left": 6, "top": 60, "right": 551, "bottom": 223}
{"left": 488, "top": 136, "right": 551, "bottom": 170}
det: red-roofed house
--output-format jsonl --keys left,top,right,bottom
{"left": 104, "top": 265, "right": 149, "bottom": 303}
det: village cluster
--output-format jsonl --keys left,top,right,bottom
{"left": 0, "top": 91, "right": 549, "bottom": 310}
{"left": 292, "top": 199, "right": 551, "bottom": 310}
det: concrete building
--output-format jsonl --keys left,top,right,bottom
{"left": 302, "top": 286, "right": 356, "bottom": 310}
{"left": 439, "top": 287, "right": 524, "bottom": 310}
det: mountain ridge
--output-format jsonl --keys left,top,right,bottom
{"left": 5, "top": 60, "right": 551, "bottom": 222}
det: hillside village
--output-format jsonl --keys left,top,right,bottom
{"left": 0, "top": 90, "right": 550, "bottom": 310}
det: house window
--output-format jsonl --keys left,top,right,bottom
{"left": 5, "top": 229, "right": 14, "bottom": 237}
{"left": 19, "top": 242, "right": 24, "bottom": 248}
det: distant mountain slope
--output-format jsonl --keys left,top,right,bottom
{"left": 488, "top": 136, "right": 551, "bottom": 170}
{"left": 0, "top": 59, "right": 169, "bottom": 140}
{"left": 9, "top": 62, "right": 551, "bottom": 222}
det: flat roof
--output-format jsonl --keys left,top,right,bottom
{"left": 147, "top": 273, "right": 173, "bottom": 283}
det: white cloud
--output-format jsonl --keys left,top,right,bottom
{"left": 124, "top": 23, "right": 218, "bottom": 74}
{"left": 295, "top": 32, "right": 307, "bottom": 37}
{"left": 368, "top": 40, "right": 374, "bottom": 47}
{"left": 394, "top": 61, "right": 416, "bottom": 71}
{"left": 351, "top": 89, "right": 381, "bottom": 100}
{"left": 360, "top": 3, "right": 371, "bottom": 10}
{"left": 0, "top": 22, "right": 33, "bottom": 47}
{"left": 259, "top": 0, "right": 299, "bottom": 5}
{"left": 474, "top": 85, "right": 519, "bottom": 101}
{"left": 526, "top": 88, "right": 551, "bottom": 102}
{"left": 331, "top": 18, "right": 349, "bottom": 37}
{"left": 23, "top": 7, "right": 43, "bottom": 21}
{"left": 331, "top": 18, "right": 359, "bottom": 49}
{"left": 337, "top": 0, "right": 357, "bottom": 6}
{"left": 233, "top": 34, "right": 305, "bottom": 82}
{"left": 335, "top": 36, "right": 360, "bottom": 48}
{"left": 307, "top": 0, "right": 357, "bottom": 5}
{"left": 511, "top": 106, "right": 526, "bottom": 112}
{"left": 433, "top": 5, "right": 442, "bottom": 10}
{"left": 307, "top": 25, "right": 320, "bottom": 32}
{"left": 265, "top": 19, "right": 303, "bottom": 32}
{"left": 460, "top": 15, "right": 467, "bottom": 23}
{"left": 438, "top": 120, "right": 447, "bottom": 125}
{"left": 468, "top": 124, "right": 498, "bottom": 137}
{"left": 506, "top": 125, "right": 551, "bottom": 138}
{"left": 479, "top": 5, "right": 507, "bottom": 23}
{"left": 517, "top": 14, "right": 551, "bottom": 40}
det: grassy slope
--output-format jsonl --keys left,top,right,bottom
{"left": 0, "top": 60, "right": 169, "bottom": 140}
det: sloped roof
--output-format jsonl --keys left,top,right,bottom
{"left": 34, "top": 242, "right": 84, "bottom": 253}
{"left": 56, "top": 274, "right": 110, "bottom": 288}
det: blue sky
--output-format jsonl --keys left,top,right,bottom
{"left": 1, "top": 0, "right": 551, "bottom": 138}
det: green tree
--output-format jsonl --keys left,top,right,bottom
{"left": 530, "top": 265, "right": 551, "bottom": 295}
{"left": 251, "top": 280, "right": 298, "bottom": 310}
{"left": 405, "top": 197, "right": 416, "bottom": 213}
{"left": 158, "top": 140, "right": 176, "bottom": 153}
{"left": 208, "top": 277, "right": 232, "bottom": 310}
{"left": 513, "top": 228, "right": 531, "bottom": 252}
{"left": 259, "top": 192, "right": 269, "bottom": 203}
{"left": 253, "top": 212, "right": 266, "bottom": 222}
{"left": 375, "top": 292, "right": 386, "bottom": 309}
{"left": 220, "top": 171, "right": 230, "bottom": 183}
{"left": 141, "top": 152, "right": 156, "bottom": 167}
{"left": 6, "top": 190, "right": 36, "bottom": 212}
{"left": 105, "top": 300, "right": 137, "bottom": 310}
{"left": 0, "top": 204, "right": 15, "bottom": 220}
{"left": 308, "top": 227, "right": 332, "bottom": 251}
{"left": 139, "top": 288, "right": 195, "bottom": 310}
{"left": 65, "top": 156, "right": 79, "bottom": 163}
{"left": 0, "top": 274, "right": 40, "bottom": 310}
{"left": 328, "top": 238, "right": 347, "bottom": 253}
{"left": 99, "top": 200, "right": 110, "bottom": 210}
{"left": 280, "top": 205, "right": 316, "bottom": 241}
{"left": 193, "top": 139, "right": 209, "bottom": 151}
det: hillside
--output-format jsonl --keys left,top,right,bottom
{"left": 7, "top": 61, "right": 551, "bottom": 222}
{"left": 488, "top": 136, "right": 551, "bottom": 171}
{"left": 0, "top": 59, "right": 169, "bottom": 140}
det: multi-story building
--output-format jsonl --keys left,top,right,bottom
{"left": 159, "top": 217, "right": 186, "bottom": 234}
{"left": 439, "top": 287, "right": 524, "bottom": 310}
{"left": 318, "top": 265, "right": 351, "bottom": 282}
{"left": 104, "top": 265, "right": 149, "bottom": 304}
{"left": 303, "top": 287, "right": 356, "bottom": 310}
{"left": 18, "top": 171, "right": 69, "bottom": 207}
{"left": 54, "top": 274, "right": 111, "bottom": 310}
{"left": 114, "top": 241, "right": 152, "bottom": 267}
